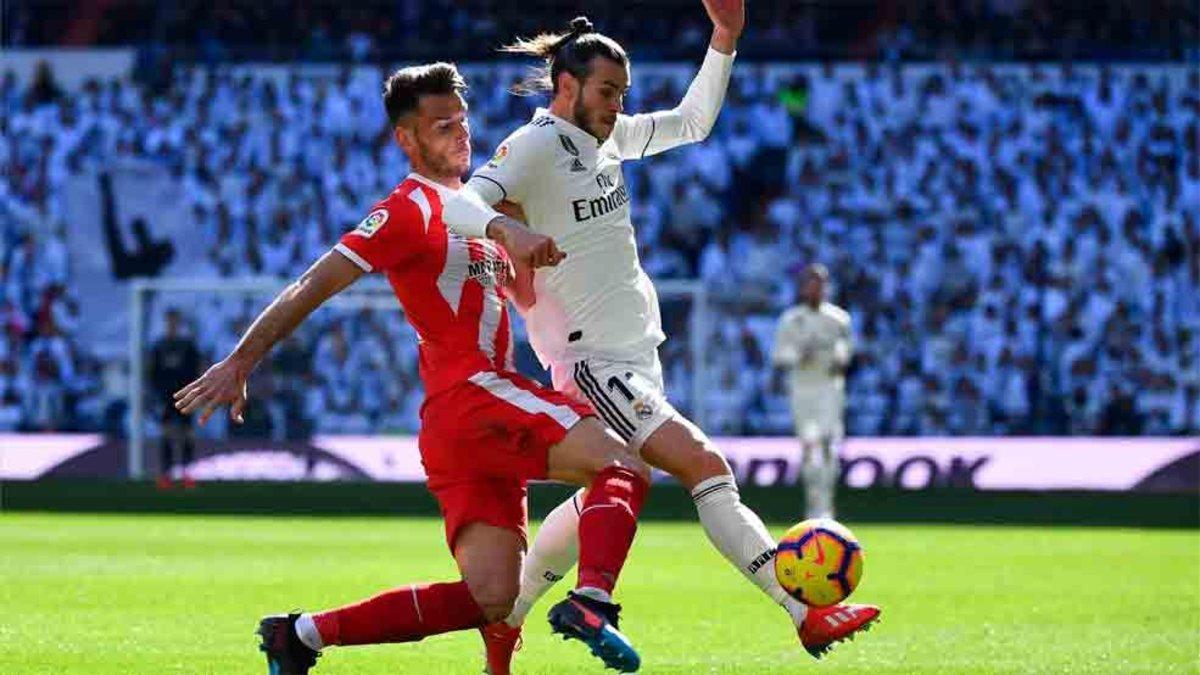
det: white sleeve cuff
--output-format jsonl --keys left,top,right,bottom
{"left": 333, "top": 243, "right": 372, "bottom": 272}
{"left": 442, "top": 186, "right": 501, "bottom": 239}
{"left": 705, "top": 45, "right": 737, "bottom": 64}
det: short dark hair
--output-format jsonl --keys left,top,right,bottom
{"left": 502, "top": 16, "right": 628, "bottom": 96}
{"left": 382, "top": 62, "right": 467, "bottom": 128}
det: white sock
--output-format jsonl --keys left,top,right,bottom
{"left": 294, "top": 613, "right": 324, "bottom": 651}
{"left": 803, "top": 442, "right": 828, "bottom": 519}
{"left": 573, "top": 587, "right": 613, "bottom": 604}
{"left": 819, "top": 439, "right": 839, "bottom": 518}
{"left": 692, "top": 474, "right": 808, "bottom": 627}
{"left": 505, "top": 489, "right": 583, "bottom": 627}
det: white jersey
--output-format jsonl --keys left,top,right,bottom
{"left": 772, "top": 302, "right": 854, "bottom": 394}
{"left": 452, "top": 47, "right": 736, "bottom": 367}
{"left": 773, "top": 302, "right": 853, "bottom": 440}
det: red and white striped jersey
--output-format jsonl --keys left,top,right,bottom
{"left": 334, "top": 173, "right": 514, "bottom": 396}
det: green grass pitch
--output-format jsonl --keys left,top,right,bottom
{"left": 2, "top": 512, "right": 1197, "bottom": 674}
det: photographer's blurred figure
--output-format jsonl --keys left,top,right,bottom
{"left": 149, "top": 308, "right": 201, "bottom": 488}
{"left": 772, "top": 264, "right": 853, "bottom": 518}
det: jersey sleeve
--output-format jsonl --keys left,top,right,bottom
{"left": 772, "top": 311, "right": 801, "bottom": 367}
{"left": 333, "top": 199, "right": 423, "bottom": 273}
{"left": 610, "top": 47, "right": 735, "bottom": 160}
{"left": 466, "top": 125, "right": 552, "bottom": 206}
{"left": 833, "top": 311, "right": 854, "bottom": 367}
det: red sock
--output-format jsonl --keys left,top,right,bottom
{"left": 313, "top": 581, "right": 484, "bottom": 646}
{"left": 577, "top": 465, "right": 648, "bottom": 594}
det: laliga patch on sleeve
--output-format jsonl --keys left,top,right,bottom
{"left": 487, "top": 144, "right": 509, "bottom": 168}
{"left": 354, "top": 209, "right": 389, "bottom": 238}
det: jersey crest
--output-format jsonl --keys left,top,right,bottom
{"left": 353, "top": 209, "right": 389, "bottom": 238}
{"left": 487, "top": 144, "right": 509, "bottom": 168}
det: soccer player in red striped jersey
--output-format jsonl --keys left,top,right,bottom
{"left": 174, "top": 63, "right": 648, "bottom": 674}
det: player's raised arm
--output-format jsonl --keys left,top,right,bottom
{"left": 609, "top": 0, "right": 742, "bottom": 160}
{"left": 173, "top": 251, "right": 365, "bottom": 424}
{"left": 176, "top": 193, "right": 431, "bottom": 424}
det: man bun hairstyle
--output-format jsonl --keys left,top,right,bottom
{"left": 502, "top": 16, "right": 628, "bottom": 96}
{"left": 383, "top": 62, "right": 467, "bottom": 128}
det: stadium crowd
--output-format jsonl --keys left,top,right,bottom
{"left": 1, "top": 57, "right": 1197, "bottom": 438}
{"left": 4, "top": 0, "right": 1195, "bottom": 62}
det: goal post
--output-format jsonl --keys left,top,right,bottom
{"left": 127, "top": 277, "right": 710, "bottom": 479}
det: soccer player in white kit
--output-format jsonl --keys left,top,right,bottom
{"left": 441, "top": 3, "right": 879, "bottom": 670}
{"left": 773, "top": 263, "right": 854, "bottom": 519}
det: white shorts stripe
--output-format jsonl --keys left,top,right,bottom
{"left": 467, "top": 371, "right": 581, "bottom": 430}
{"left": 552, "top": 351, "right": 676, "bottom": 454}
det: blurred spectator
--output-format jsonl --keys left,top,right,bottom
{"left": 3, "top": 1, "right": 1195, "bottom": 62}
{"left": 148, "top": 308, "right": 200, "bottom": 485}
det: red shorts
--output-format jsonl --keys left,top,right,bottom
{"left": 419, "top": 369, "right": 593, "bottom": 551}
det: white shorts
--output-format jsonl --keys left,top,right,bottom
{"left": 550, "top": 350, "right": 677, "bottom": 454}
{"left": 790, "top": 391, "right": 846, "bottom": 442}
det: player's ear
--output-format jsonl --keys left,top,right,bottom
{"left": 393, "top": 123, "right": 416, "bottom": 154}
{"left": 558, "top": 71, "right": 580, "bottom": 102}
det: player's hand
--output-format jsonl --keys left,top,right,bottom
{"left": 800, "top": 344, "right": 816, "bottom": 366}
{"left": 173, "top": 357, "right": 250, "bottom": 425}
{"left": 702, "top": 0, "right": 745, "bottom": 42}
{"left": 488, "top": 217, "right": 566, "bottom": 268}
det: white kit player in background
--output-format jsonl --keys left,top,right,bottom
{"left": 772, "top": 263, "right": 853, "bottom": 519}
{"left": 440, "top": 0, "right": 879, "bottom": 667}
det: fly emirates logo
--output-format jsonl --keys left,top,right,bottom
{"left": 571, "top": 171, "right": 630, "bottom": 223}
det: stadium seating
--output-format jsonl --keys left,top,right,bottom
{"left": 1, "top": 60, "right": 1196, "bottom": 437}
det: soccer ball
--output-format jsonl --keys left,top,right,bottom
{"left": 774, "top": 518, "right": 864, "bottom": 607}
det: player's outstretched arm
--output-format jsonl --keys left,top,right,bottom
{"left": 504, "top": 254, "right": 537, "bottom": 313}
{"left": 440, "top": 133, "right": 566, "bottom": 269}
{"left": 703, "top": 0, "right": 745, "bottom": 55}
{"left": 610, "top": 0, "right": 742, "bottom": 160}
{"left": 173, "top": 252, "right": 364, "bottom": 424}
{"left": 493, "top": 200, "right": 538, "bottom": 312}
{"left": 487, "top": 215, "right": 566, "bottom": 270}
{"left": 440, "top": 185, "right": 565, "bottom": 267}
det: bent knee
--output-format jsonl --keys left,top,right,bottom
{"left": 645, "top": 424, "right": 731, "bottom": 489}
{"left": 594, "top": 438, "right": 650, "bottom": 483}
{"left": 682, "top": 446, "right": 731, "bottom": 487}
{"left": 465, "top": 576, "right": 519, "bottom": 623}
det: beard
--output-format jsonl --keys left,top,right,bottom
{"left": 574, "top": 95, "right": 609, "bottom": 142}
{"left": 415, "top": 136, "right": 467, "bottom": 178}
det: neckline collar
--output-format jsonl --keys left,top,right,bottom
{"left": 407, "top": 172, "right": 461, "bottom": 195}
{"left": 537, "top": 107, "right": 600, "bottom": 148}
